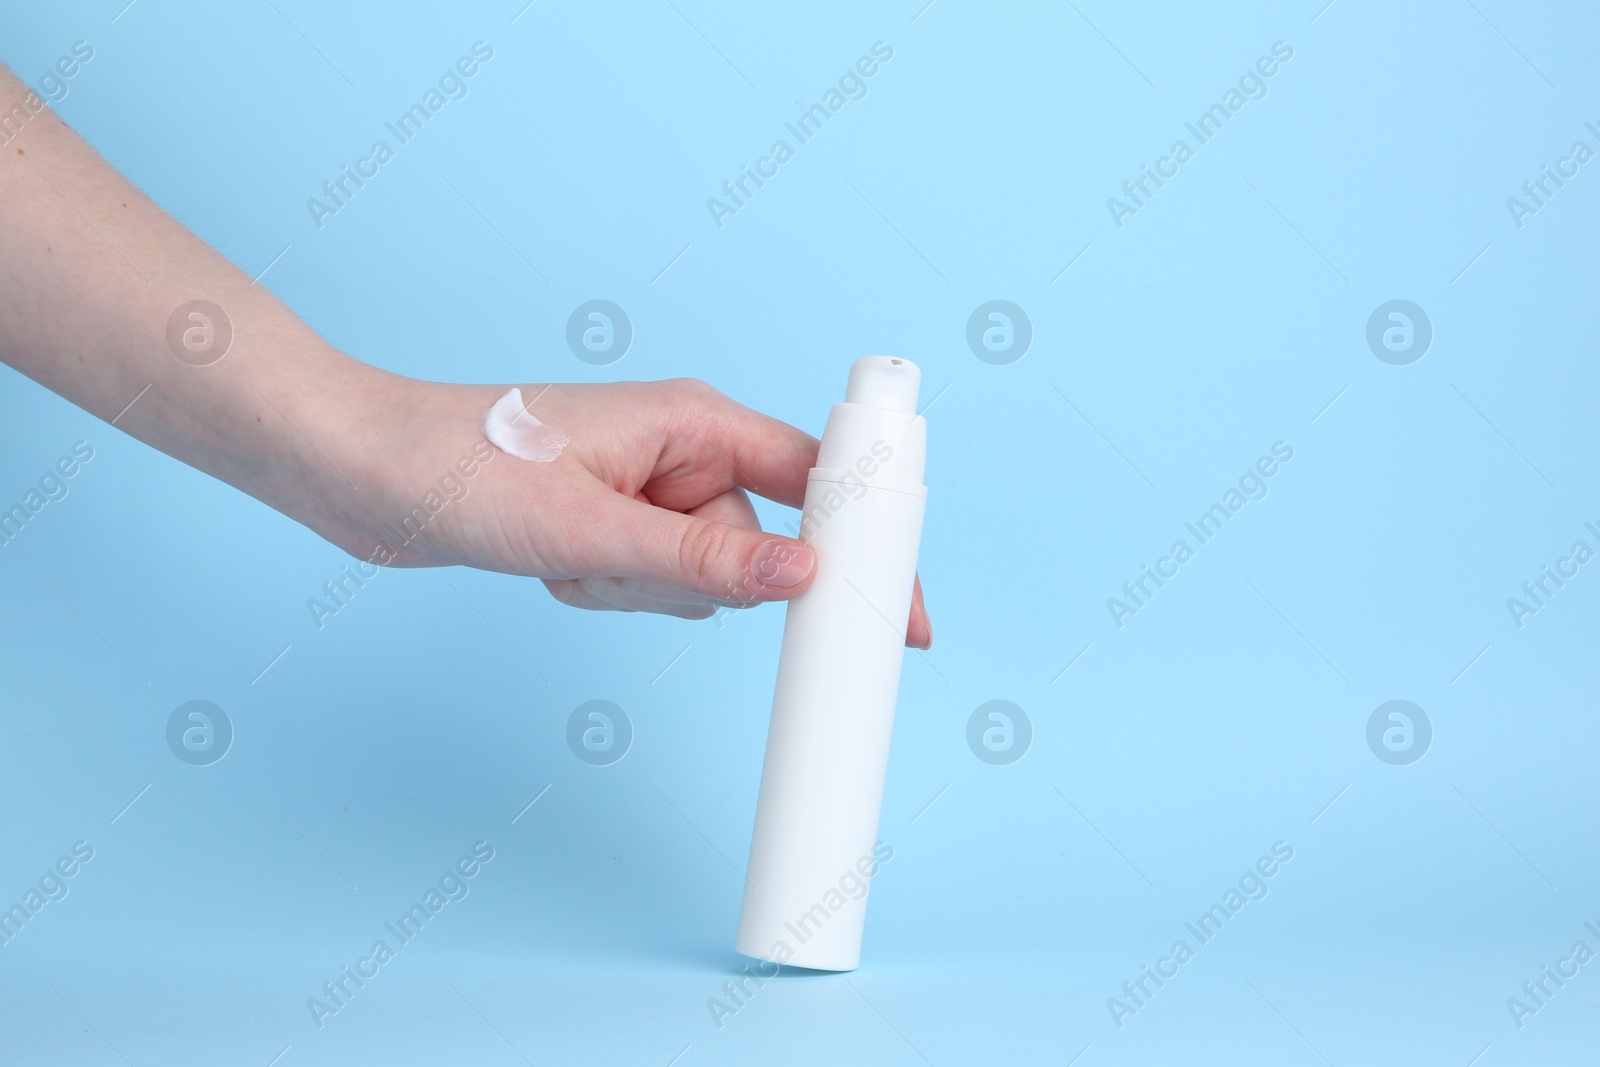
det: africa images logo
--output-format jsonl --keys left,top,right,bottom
{"left": 166, "top": 700, "right": 233, "bottom": 767}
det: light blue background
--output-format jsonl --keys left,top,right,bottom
{"left": 2, "top": 1, "right": 1597, "bottom": 1063}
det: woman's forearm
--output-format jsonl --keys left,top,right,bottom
{"left": 0, "top": 63, "right": 389, "bottom": 538}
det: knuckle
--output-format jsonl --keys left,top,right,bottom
{"left": 664, "top": 376, "right": 722, "bottom": 407}
{"left": 676, "top": 520, "right": 734, "bottom": 589}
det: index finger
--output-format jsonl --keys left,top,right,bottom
{"left": 651, "top": 379, "right": 820, "bottom": 509}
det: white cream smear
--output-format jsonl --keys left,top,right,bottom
{"left": 482, "top": 387, "right": 569, "bottom": 462}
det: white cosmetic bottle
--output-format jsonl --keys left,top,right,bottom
{"left": 736, "top": 356, "right": 928, "bottom": 972}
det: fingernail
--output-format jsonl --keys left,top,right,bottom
{"left": 751, "top": 541, "right": 814, "bottom": 588}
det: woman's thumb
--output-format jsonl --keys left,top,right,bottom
{"left": 592, "top": 494, "right": 816, "bottom": 604}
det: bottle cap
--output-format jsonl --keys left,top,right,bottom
{"left": 815, "top": 356, "right": 927, "bottom": 490}
{"left": 845, "top": 356, "right": 920, "bottom": 413}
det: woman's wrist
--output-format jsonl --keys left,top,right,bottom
{"left": 229, "top": 345, "right": 414, "bottom": 558}
{"left": 271, "top": 361, "right": 509, "bottom": 566}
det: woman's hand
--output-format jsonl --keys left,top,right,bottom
{"left": 322, "top": 373, "right": 932, "bottom": 647}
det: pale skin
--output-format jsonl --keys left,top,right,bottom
{"left": 0, "top": 65, "right": 931, "bottom": 646}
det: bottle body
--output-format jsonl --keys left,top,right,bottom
{"left": 736, "top": 370, "right": 927, "bottom": 971}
